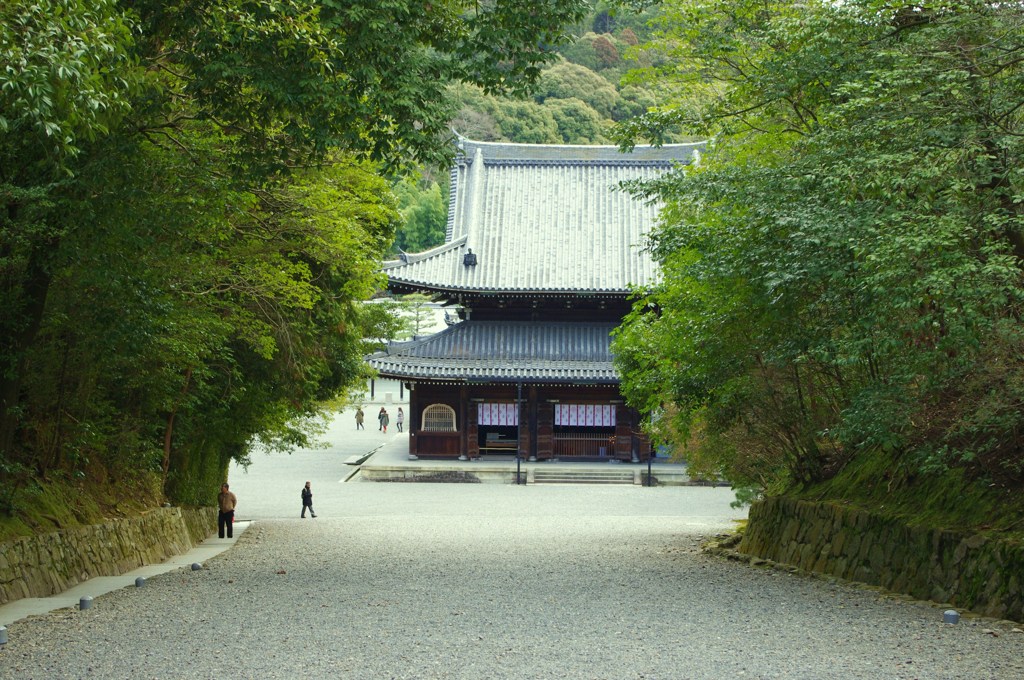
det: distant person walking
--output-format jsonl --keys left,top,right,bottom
{"left": 301, "top": 481, "right": 316, "bottom": 518}
{"left": 378, "top": 407, "right": 389, "bottom": 433}
{"left": 396, "top": 407, "right": 405, "bottom": 432}
{"left": 218, "top": 483, "right": 237, "bottom": 538}
{"left": 355, "top": 407, "right": 364, "bottom": 430}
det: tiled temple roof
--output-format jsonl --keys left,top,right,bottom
{"left": 366, "top": 321, "right": 619, "bottom": 383}
{"left": 384, "top": 137, "right": 702, "bottom": 295}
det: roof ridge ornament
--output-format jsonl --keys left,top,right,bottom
{"left": 463, "top": 248, "right": 477, "bottom": 267}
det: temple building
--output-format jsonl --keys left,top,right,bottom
{"left": 367, "top": 136, "right": 701, "bottom": 462}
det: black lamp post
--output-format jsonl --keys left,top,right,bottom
{"left": 646, "top": 444, "right": 654, "bottom": 486}
{"left": 515, "top": 381, "right": 524, "bottom": 485}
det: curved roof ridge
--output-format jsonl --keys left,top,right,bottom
{"left": 365, "top": 319, "right": 622, "bottom": 383}
{"left": 367, "top": 320, "right": 465, "bottom": 357}
{"left": 383, "top": 234, "right": 467, "bottom": 269}
{"left": 455, "top": 134, "right": 703, "bottom": 164}
{"left": 455, "top": 134, "right": 703, "bottom": 153}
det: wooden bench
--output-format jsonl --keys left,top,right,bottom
{"left": 479, "top": 437, "right": 517, "bottom": 453}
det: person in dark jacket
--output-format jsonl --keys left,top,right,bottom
{"left": 301, "top": 481, "right": 316, "bottom": 518}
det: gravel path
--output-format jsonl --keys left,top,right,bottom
{"left": 1, "top": 483, "right": 1022, "bottom": 679}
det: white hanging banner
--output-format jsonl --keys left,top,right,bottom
{"left": 555, "top": 404, "right": 616, "bottom": 427}
{"left": 478, "top": 402, "right": 518, "bottom": 426}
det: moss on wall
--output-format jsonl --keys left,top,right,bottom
{"left": 0, "top": 506, "right": 216, "bottom": 605}
{"left": 740, "top": 496, "right": 1024, "bottom": 621}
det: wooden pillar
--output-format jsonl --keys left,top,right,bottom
{"left": 517, "top": 386, "right": 529, "bottom": 459}
{"left": 537, "top": 400, "right": 553, "bottom": 460}
{"left": 408, "top": 383, "right": 419, "bottom": 457}
{"left": 467, "top": 396, "right": 479, "bottom": 460}
{"left": 527, "top": 385, "right": 538, "bottom": 461}
{"left": 614, "top": 403, "right": 631, "bottom": 461}
{"left": 459, "top": 386, "right": 470, "bottom": 461}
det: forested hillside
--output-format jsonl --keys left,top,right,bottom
{"left": 0, "top": 0, "right": 589, "bottom": 537}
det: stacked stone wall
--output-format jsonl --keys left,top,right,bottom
{"left": 0, "top": 507, "right": 216, "bottom": 605}
{"left": 739, "top": 497, "right": 1024, "bottom": 621}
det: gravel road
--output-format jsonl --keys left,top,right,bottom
{"left": 1, "top": 481, "right": 1021, "bottom": 679}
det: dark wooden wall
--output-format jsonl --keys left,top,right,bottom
{"left": 406, "top": 382, "right": 649, "bottom": 461}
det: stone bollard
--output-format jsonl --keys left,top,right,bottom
{"left": 943, "top": 610, "right": 960, "bottom": 624}
{"left": 191, "top": 563, "right": 202, "bottom": 571}
{"left": 0, "top": 625, "right": 8, "bottom": 645}
{"left": 135, "top": 577, "right": 146, "bottom": 587}
{"left": 80, "top": 596, "right": 93, "bottom": 610}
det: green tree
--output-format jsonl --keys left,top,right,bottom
{"left": 537, "top": 60, "right": 621, "bottom": 118}
{"left": 546, "top": 98, "right": 609, "bottom": 143}
{"left": 1, "top": 0, "right": 137, "bottom": 460}
{"left": 450, "top": 83, "right": 504, "bottom": 141}
{"left": 495, "top": 101, "right": 561, "bottom": 144}
{"left": 394, "top": 175, "right": 449, "bottom": 253}
{"left": 614, "top": 85, "right": 659, "bottom": 122}
{"left": 614, "top": 0, "right": 1024, "bottom": 496}
{"left": 1, "top": 0, "right": 590, "bottom": 518}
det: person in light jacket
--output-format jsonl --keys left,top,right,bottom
{"left": 218, "top": 483, "right": 237, "bottom": 538}
{"left": 396, "top": 407, "right": 405, "bottom": 432}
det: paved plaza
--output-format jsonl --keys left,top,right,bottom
{"left": 1, "top": 410, "right": 1022, "bottom": 678}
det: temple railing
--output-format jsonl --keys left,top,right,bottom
{"left": 552, "top": 433, "right": 616, "bottom": 458}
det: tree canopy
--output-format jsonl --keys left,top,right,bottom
{"left": 613, "top": 0, "right": 1024, "bottom": 497}
{"left": 0, "top": 0, "right": 589, "bottom": 524}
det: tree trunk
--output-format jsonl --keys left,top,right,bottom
{"left": 0, "top": 245, "right": 54, "bottom": 458}
{"left": 161, "top": 367, "right": 192, "bottom": 491}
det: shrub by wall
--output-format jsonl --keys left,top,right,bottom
{"left": 739, "top": 496, "right": 1024, "bottom": 621}
{"left": 0, "top": 507, "right": 216, "bottom": 605}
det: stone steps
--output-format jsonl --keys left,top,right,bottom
{"left": 531, "top": 468, "right": 636, "bottom": 485}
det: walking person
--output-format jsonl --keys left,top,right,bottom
{"left": 378, "top": 407, "right": 389, "bottom": 433}
{"left": 355, "top": 407, "right": 364, "bottom": 430}
{"left": 218, "top": 483, "right": 237, "bottom": 539}
{"left": 396, "top": 407, "right": 404, "bottom": 432}
{"left": 301, "top": 481, "right": 316, "bottom": 518}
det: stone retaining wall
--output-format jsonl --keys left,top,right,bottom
{"left": 739, "top": 496, "right": 1024, "bottom": 621}
{"left": 0, "top": 507, "right": 216, "bottom": 605}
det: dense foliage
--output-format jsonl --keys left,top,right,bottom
{"left": 0, "top": 0, "right": 588, "bottom": 522}
{"left": 613, "top": 1, "right": 1024, "bottom": 498}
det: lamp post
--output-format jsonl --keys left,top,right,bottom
{"left": 515, "top": 381, "right": 524, "bottom": 485}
